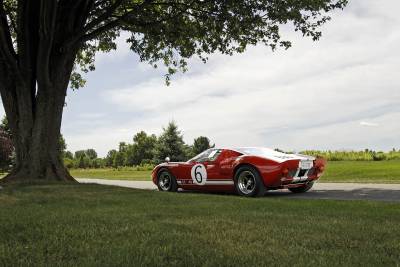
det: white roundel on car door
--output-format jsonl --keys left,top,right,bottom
{"left": 191, "top": 164, "right": 207, "bottom": 185}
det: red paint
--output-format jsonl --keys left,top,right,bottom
{"left": 152, "top": 149, "right": 326, "bottom": 192}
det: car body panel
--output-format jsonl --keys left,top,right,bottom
{"left": 152, "top": 147, "right": 326, "bottom": 192}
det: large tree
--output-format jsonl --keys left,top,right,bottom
{"left": 0, "top": 0, "right": 347, "bottom": 182}
{"left": 192, "top": 136, "right": 214, "bottom": 156}
{"left": 154, "top": 121, "right": 188, "bottom": 162}
{"left": 126, "top": 131, "right": 157, "bottom": 165}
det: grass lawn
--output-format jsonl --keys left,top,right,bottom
{"left": 70, "top": 160, "right": 400, "bottom": 183}
{"left": 0, "top": 183, "right": 399, "bottom": 266}
{"left": 70, "top": 168, "right": 152, "bottom": 180}
{"left": 322, "top": 160, "right": 400, "bottom": 183}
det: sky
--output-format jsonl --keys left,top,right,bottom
{"left": 2, "top": 0, "right": 399, "bottom": 157}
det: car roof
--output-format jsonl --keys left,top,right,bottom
{"left": 210, "top": 147, "right": 276, "bottom": 155}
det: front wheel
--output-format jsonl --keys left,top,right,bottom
{"left": 234, "top": 166, "right": 265, "bottom": 197}
{"left": 157, "top": 169, "right": 178, "bottom": 192}
{"left": 288, "top": 182, "right": 314, "bottom": 193}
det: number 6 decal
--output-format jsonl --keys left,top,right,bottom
{"left": 191, "top": 164, "right": 207, "bottom": 185}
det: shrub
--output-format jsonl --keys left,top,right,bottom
{"left": 63, "top": 158, "right": 74, "bottom": 169}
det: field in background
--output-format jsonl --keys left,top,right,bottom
{"left": 70, "top": 160, "right": 400, "bottom": 183}
{"left": 0, "top": 184, "right": 399, "bottom": 266}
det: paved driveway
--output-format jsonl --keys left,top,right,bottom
{"left": 77, "top": 179, "right": 400, "bottom": 202}
{"left": 78, "top": 179, "right": 157, "bottom": 190}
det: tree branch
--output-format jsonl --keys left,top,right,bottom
{"left": 78, "top": 18, "right": 121, "bottom": 44}
{"left": 76, "top": 0, "right": 197, "bottom": 45}
{"left": 83, "top": 0, "right": 124, "bottom": 31}
{"left": 0, "top": 0, "right": 18, "bottom": 75}
{"left": 36, "top": 0, "right": 58, "bottom": 87}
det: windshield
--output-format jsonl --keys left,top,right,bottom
{"left": 188, "top": 149, "right": 222, "bottom": 163}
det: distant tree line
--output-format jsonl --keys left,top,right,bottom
{"left": 62, "top": 121, "right": 214, "bottom": 169}
{"left": 1, "top": 117, "right": 399, "bottom": 171}
{"left": 300, "top": 149, "right": 400, "bottom": 161}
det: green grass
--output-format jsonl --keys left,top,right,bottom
{"left": 70, "top": 168, "right": 152, "bottom": 180}
{"left": 323, "top": 160, "right": 400, "bottom": 183}
{"left": 70, "top": 160, "right": 400, "bottom": 184}
{"left": 0, "top": 184, "right": 399, "bottom": 266}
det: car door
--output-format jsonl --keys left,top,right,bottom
{"left": 178, "top": 149, "right": 223, "bottom": 188}
{"left": 202, "top": 150, "right": 235, "bottom": 188}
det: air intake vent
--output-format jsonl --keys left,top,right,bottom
{"left": 298, "top": 169, "right": 307, "bottom": 177}
{"left": 288, "top": 169, "right": 298, "bottom": 178}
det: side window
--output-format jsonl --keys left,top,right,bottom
{"left": 195, "top": 150, "right": 212, "bottom": 163}
{"left": 208, "top": 149, "right": 222, "bottom": 162}
{"left": 190, "top": 149, "right": 222, "bottom": 163}
{"left": 197, "top": 156, "right": 209, "bottom": 163}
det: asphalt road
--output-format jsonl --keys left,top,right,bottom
{"left": 77, "top": 179, "right": 400, "bottom": 202}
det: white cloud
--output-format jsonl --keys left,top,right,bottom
{"left": 360, "top": 122, "right": 379, "bottom": 127}
{"left": 78, "top": 113, "right": 106, "bottom": 119}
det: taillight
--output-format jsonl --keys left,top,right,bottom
{"left": 282, "top": 168, "right": 289, "bottom": 176}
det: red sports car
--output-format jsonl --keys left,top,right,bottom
{"left": 151, "top": 147, "right": 326, "bottom": 197}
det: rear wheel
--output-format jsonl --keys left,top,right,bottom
{"left": 157, "top": 169, "right": 178, "bottom": 192}
{"left": 288, "top": 182, "right": 314, "bottom": 193}
{"left": 234, "top": 166, "right": 265, "bottom": 197}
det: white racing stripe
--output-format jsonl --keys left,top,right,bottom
{"left": 177, "top": 179, "right": 234, "bottom": 185}
{"left": 205, "top": 180, "right": 234, "bottom": 185}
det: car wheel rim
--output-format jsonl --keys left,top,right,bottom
{"left": 159, "top": 172, "right": 171, "bottom": 191}
{"left": 238, "top": 170, "right": 256, "bottom": 195}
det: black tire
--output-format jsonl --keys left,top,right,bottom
{"left": 288, "top": 182, "right": 314, "bottom": 193}
{"left": 157, "top": 169, "right": 178, "bottom": 192}
{"left": 234, "top": 165, "right": 266, "bottom": 197}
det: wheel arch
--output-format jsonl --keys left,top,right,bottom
{"left": 233, "top": 163, "right": 262, "bottom": 181}
{"left": 156, "top": 166, "right": 171, "bottom": 179}
{"left": 155, "top": 166, "right": 179, "bottom": 192}
{"left": 233, "top": 162, "right": 267, "bottom": 196}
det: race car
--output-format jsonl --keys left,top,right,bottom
{"left": 151, "top": 147, "right": 326, "bottom": 197}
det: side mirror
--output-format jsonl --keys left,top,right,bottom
{"left": 165, "top": 157, "right": 170, "bottom": 163}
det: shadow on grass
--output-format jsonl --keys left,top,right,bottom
{"left": 177, "top": 188, "right": 400, "bottom": 202}
{"left": 267, "top": 188, "right": 400, "bottom": 202}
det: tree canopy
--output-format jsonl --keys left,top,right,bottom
{"left": 1, "top": 0, "right": 348, "bottom": 86}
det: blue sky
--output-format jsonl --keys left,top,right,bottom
{"left": 2, "top": 0, "right": 399, "bottom": 157}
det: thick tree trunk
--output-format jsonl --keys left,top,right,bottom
{"left": 0, "top": 51, "right": 78, "bottom": 183}
{"left": 1, "top": 81, "right": 75, "bottom": 183}
{"left": 0, "top": 0, "right": 92, "bottom": 183}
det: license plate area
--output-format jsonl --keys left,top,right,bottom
{"left": 299, "top": 160, "right": 313, "bottom": 169}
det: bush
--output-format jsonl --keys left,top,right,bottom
{"left": 372, "top": 152, "right": 386, "bottom": 161}
{"left": 63, "top": 158, "right": 74, "bottom": 169}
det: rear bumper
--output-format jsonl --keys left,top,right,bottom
{"left": 265, "top": 158, "right": 326, "bottom": 188}
{"left": 281, "top": 167, "right": 322, "bottom": 184}
{"left": 267, "top": 177, "right": 317, "bottom": 190}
